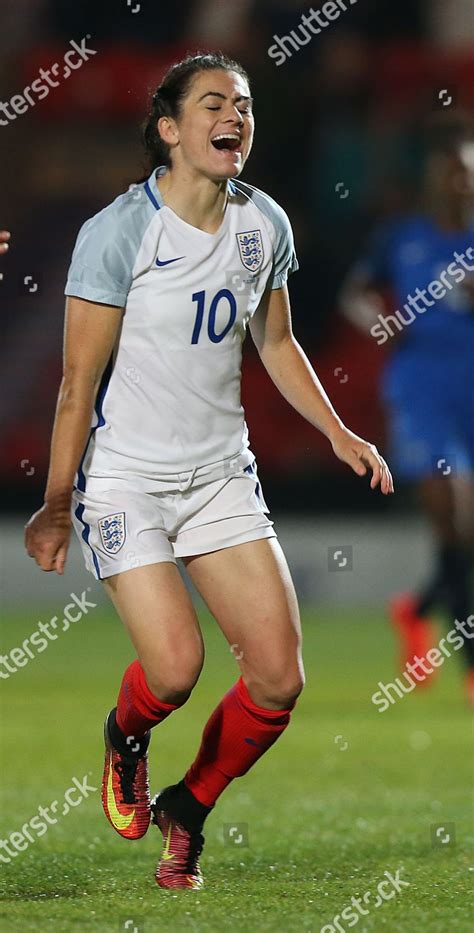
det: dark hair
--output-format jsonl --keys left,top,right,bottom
{"left": 142, "top": 51, "right": 250, "bottom": 171}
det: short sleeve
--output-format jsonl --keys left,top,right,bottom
{"left": 65, "top": 209, "right": 134, "bottom": 307}
{"left": 270, "top": 205, "right": 299, "bottom": 290}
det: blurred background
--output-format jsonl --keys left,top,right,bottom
{"left": 1, "top": 0, "right": 473, "bottom": 606}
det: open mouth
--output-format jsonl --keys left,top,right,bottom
{"left": 211, "top": 134, "right": 242, "bottom": 153}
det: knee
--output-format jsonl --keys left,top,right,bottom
{"left": 144, "top": 650, "right": 204, "bottom": 706}
{"left": 248, "top": 671, "right": 305, "bottom": 710}
{"left": 267, "top": 675, "right": 305, "bottom": 709}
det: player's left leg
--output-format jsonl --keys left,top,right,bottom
{"left": 151, "top": 538, "right": 303, "bottom": 887}
{"left": 183, "top": 536, "right": 304, "bottom": 790}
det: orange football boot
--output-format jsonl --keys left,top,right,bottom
{"left": 465, "top": 668, "right": 474, "bottom": 708}
{"left": 389, "top": 593, "right": 438, "bottom": 686}
{"left": 152, "top": 790, "right": 205, "bottom": 889}
{"left": 101, "top": 709, "right": 151, "bottom": 840}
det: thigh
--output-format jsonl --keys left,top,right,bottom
{"left": 183, "top": 538, "right": 303, "bottom": 702}
{"left": 383, "top": 357, "right": 456, "bottom": 481}
{"left": 417, "top": 475, "right": 457, "bottom": 541}
{"left": 452, "top": 475, "right": 474, "bottom": 548}
{"left": 172, "top": 467, "right": 276, "bottom": 559}
{"left": 104, "top": 562, "right": 204, "bottom": 698}
{"left": 71, "top": 483, "right": 176, "bottom": 581}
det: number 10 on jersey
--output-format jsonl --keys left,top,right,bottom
{"left": 191, "top": 289, "right": 237, "bottom": 344}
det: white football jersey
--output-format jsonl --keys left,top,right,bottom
{"left": 65, "top": 166, "right": 298, "bottom": 491}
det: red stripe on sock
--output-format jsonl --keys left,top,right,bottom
{"left": 116, "top": 659, "right": 180, "bottom": 737}
{"left": 185, "top": 677, "right": 295, "bottom": 807}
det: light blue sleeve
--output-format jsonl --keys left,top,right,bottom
{"left": 65, "top": 190, "right": 155, "bottom": 306}
{"left": 234, "top": 182, "right": 299, "bottom": 289}
{"left": 267, "top": 200, "right": 299, "bottom": 290}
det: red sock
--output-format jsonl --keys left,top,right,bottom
{"left": 116, "top": 660, "right": 181, "bottom": 738}
{"left": 184, "top": 677, "right": 295, "bottom": 807}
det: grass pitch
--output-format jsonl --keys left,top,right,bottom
{"left": 0, "top": 600, "right": 472, "bottom": 932}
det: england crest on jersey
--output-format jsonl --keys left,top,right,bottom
{"left": 236, "top": 229, "right": 264, "bottom": 272}
{"left": 98, "top": 512, "right": 126, "bottom": 553}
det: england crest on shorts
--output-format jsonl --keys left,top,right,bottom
{"left": 236, "top": 229, "right": 264, "bottom": 272}
{"left": 98, "top": 512, "right": 126, "bottom": 554}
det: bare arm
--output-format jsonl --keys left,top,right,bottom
{"left": 249, "top": 285, "right": 393, "bottom": 494}
{"left": 339, "top": 267, "right": 387, "bottom": 335}
{"left": 25, "top": 296, "right": 123, "bottom": 573}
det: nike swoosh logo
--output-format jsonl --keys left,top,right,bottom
{"left": 155, "top": 255, "right": 185, "bottom": 267}
{"left": 107, "top": 757, "right": 135, "bottom": 831}
{"left": 187, "top": 875, "right": 202, "bottom": 888}
{"left": 161, "top": 823, "right": 175, "bottom": 861}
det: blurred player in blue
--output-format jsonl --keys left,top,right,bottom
{"left": 341, "top": 129, "right": 474, "bottom": 702}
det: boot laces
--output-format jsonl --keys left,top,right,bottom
{"left": 114, "top": 756, "right": 139, "bottom": 805}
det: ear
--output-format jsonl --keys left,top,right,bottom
{"left": 157, "top": 115, "right": 179, "bottom": 149}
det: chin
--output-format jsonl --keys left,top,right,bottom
{"left": 205, "top": 155, "right": 246, "bottom": 182}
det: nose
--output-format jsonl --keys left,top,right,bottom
{"left": 224, "top": 106, "right": 244, "bottom": 127}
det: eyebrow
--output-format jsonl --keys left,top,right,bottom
{"left": 197, "top": 91, "right": 253, "bottom": 104}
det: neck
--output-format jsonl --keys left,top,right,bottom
{"left": 156, "top": 164, "right": 229, "bottom": 234}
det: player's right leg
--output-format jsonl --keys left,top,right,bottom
{"left": 383, "top": 365, "right": 471, "bottom": 684}
{"left": 71, "top": 483, "right": 205, "bottom": 839}
{"left": 418, "top": 474, "right": 474, "bottom": 679}
{"left": 101, "top": 562, "right": 204, "bottom": 839}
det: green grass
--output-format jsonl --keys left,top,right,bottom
{"left": 0, "top": 602, "right": 472, "bottom": 932}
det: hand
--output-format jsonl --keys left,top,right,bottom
{"left": 0, "top": 230, "right": 10, "bottom": 253}
{"left": 25, "top": 495, "right": 72, "bottom": 575}
{"left": 330, "top": 426, "right": 394, "bottom": 495}
{"left": 0, "top": 230, "right": 11, "bottom": 270}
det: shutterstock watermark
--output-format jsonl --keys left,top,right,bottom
{"left": 0, "top": 37, "right": 97, "bottom": 127}
{"left": 372, "top": 615, "right": 473, "bottom": 712}
{"left": 0, "top": 590, "right": 97, "bottom": 679}
{"left": 370, "top": 248, "right": 474, "bottom": 345}
{"left": 320, "top": 867, "right": 409, "bottom": 932}
{"left": 0, "top": 773, "right": 97, "bottom": 863}
{"left": 268, "top": 2, "right": 359, "bottom": 67}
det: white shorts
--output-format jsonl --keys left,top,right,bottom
{"left": 71, "top": 461, "right": 276, "bottom": 580}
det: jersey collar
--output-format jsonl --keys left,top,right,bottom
{"left": 144, "top": 166, "right": 166, "bottom": 210}
{"left": 144, "top": 165, "right": 237, "bottom": 211}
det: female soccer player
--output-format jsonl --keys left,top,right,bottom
{"left": 25, "top": 52, "right": 393, "bottom": 890}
